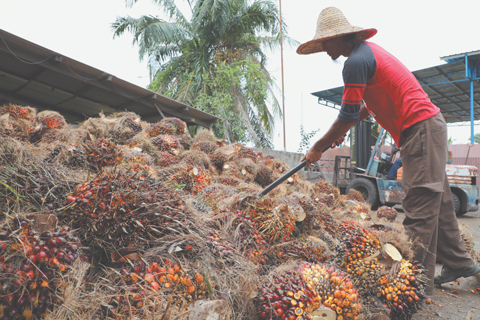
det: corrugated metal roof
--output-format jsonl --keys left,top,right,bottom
{"left": 312, "top": 50, "right": 480, "bottom": 125}
{"left": 0, "top": 29, "right": 221, "bottom": 127}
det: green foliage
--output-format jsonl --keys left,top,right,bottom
{"left": 113, "top": 0, "right": 297, "bottom": 148}
{"left": 297, "top": 125, "right": 320, "bottom": 153}
{"left": 448, "top": 136, "right": 456, "bottom": 144}
{"left": 471, "top": 134, "right": 480, "bottom": 144}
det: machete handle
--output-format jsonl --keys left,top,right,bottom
{"left": 257, "top": 144, "right": 332, "bottom": 198}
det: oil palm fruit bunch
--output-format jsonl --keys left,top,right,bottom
{"left": 205, "top": 231, "right": 236, "bottom": 260}
{"left": 64, "top": 168, "right": 191, "bottom": 252}
{"left": 261, "top": 158, "right": 290, "bottom": 175}
{"left": 335, "top": 221, "right": 380, "bottom": 271}
{"left": 199, "top": 184, "right": 237, "bottom": 211}
{"left": 333, "top": 199, "right": 371, "bottom": 220}
{"left": 254, "top": 164, "right": 274, "bottom": 188}
{"left": 235, "top": 158, "right": 258, "bottom": 183}
{"left": 155, "top": 151, "right": 180, "bottom": 167}
{"left": 234, "top": 144, "right": 261, "bottom": 163}
{"left": 122, "top": 149, "right": 151, "bottom": 166}
{"left": 271, "top": 238, "right": 329, "bottom": 265}
{"left": 257, "top": 268, "right": 317, "bottom": 320}
{"left": 31, "top": 111, "right": 67, "bottom": 142}
{"left": 216, "top": 175, "right": 242, "bottom": 187}
{"left": 377, "top": 260, "right": 426, "bottom": 320}
{"left": 160, "top": 117, "right": 187, "bottom": 135}
{"left": 245, "top": 198, "right": 296, "bottom": 243}
{"left": 151, "top": 134, "right": 184, "bottom": 155}
{"left": 211, "top": 148, "right": 228, "bottom": 170}
{"left": 227, "top": 209, "right": 268, "bottom": 264}
{"left": 102, "top": 260, "right": 209, "bottom": 319}
{"left": 0, "top": 163, "right": 76, "bottom": 211}
{"left": 298, "top": 198, "right": 339, "bottom": 235}
{"left": 460, "top": 230, "right": 479, "bottom": 262}
{"left": 376, "top": 206, "right": 398, "bottom": 222}
{"left": 169, "top": 166, "right": 211, "bottom": 194}
{"left": 179, "top": 150, "right": 211, "bottom": 169}
{"left": 191, "top": 141, "right": 218, "bottom": 155}
{"left": 177, "top": 132, "right": 194, "bottom": 150}
{"left": 109, "top": 117, "right": 143, "bottom": 144}
{"left": 83, "top": 138, "right": 122, "bottom": 169}
{"left": 148, "top": 121, "right": 176, "bottom": 137}
{"left": 0, "top": 219, "right": 85, "bottom": 320}
{"left": 346, "top": 189, "right": 365, "bottom": 203}
{"left": 312, "top": 181, "right": 340, "bottom": 199}
{"left": 0, "top": 104, "right": 36, "bottom": 140}
{"left": 299, "top": 263, "right": 362, "bottom": 320}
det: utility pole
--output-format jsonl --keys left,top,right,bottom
{"left": 279, "top": 0, "right": 286, "bottom": 151}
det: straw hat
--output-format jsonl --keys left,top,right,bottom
{"left": 297, "top": 7, "right": 377, "bottom": 55}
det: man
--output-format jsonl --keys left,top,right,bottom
{"left": 387, "top": 158, "right": 402, "bottom": 180}
{"left": 297, "top": 7, "right": 479, "bottom": 295}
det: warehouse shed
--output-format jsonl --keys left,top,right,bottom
{"left": 0, "top": 29, "right": 220, "bottom": 127}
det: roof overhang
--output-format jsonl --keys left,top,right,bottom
{"left": 0, "top": 29, "right": 220, "bottom": 127}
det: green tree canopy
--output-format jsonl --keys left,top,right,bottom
{"left": 113, "top": 0, "right": 297, "bottom": 148}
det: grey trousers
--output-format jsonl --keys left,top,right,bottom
{"left": 400, "top": 112, "right": 473, "bottom": 295}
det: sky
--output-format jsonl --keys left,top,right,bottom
{"left": 2, "top": 0, "right": 480, "bottom": 152}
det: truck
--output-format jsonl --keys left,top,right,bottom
{"left": 317, "top": 118, "right": 479, "bottom": 216}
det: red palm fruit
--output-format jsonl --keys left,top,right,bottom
{"left": 144, "top": 274, "right": 154, "bottom": 284}
{"left": 5, "top": 264, "right": 14, "bottom": 273}
{"left": 157, "top": 267, "right": 167, "bottom": 275}
{"left": 36, "top": 251, "right": 47, "bottom": 263}
{"left": 56, "top": 252, "right": 65, "bottom": 260}
{"left": 28, "top": 281, "right": 37, "bottom": 290}
{"left": 187, "top": 285, "right": 196, "bottom": 294}
{"left": 150, "top": 263, "right": 159, "bottom": 272}
{"left": 150, "top": 281, "right": 160, "bottom": 291}
{"left": 130, "top": 273, "right": 139, "bottom": 283}
{"left": 56, "top": 237, "right": 66, "bottom": 246}
{"left": 195, "top": 273, "right": 204, "bottom": 283}
{"left": 49, "top": 247, "right": 59, "bottom": 256}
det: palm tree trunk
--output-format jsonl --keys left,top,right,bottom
{"left": 233, "top": 88, "right": 261, "bottom": 147}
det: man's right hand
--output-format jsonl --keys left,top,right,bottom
{"left": 302, "top": 147, "right": 323, "bottom": 167}
{"left": 302, "top": 136, "right": 345, "bottom": 166}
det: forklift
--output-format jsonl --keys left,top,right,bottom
{"left": 329, "top": 117, "right": 479, "bottom": 215}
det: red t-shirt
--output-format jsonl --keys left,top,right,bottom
{"left": 339, "top": 41, "right": 440, "bottom": 147}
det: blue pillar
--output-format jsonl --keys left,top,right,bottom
{"left": 466, "top": 54, "right": 474, "bottom": 143}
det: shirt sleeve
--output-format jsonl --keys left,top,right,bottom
{"left": 338, "top": 43, "right": 376, "bottom": 122}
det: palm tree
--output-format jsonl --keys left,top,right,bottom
{"left": 112, "top": 0, "right": 296, "bottom": 148}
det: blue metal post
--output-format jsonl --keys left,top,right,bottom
{"left": 366, "top": 127, "right": 384, "bottom": 175}
{"left": 466, "top": 54, "right": 474, "bottom": 143}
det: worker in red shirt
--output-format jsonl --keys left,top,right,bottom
{"left": 298, "top": 7, "right": 479, "bottom": 295}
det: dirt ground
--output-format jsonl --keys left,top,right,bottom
{"left": 391, "top": 207, "right": 480, "bottom": 320}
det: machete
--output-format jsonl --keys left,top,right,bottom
{"left": 257, "top": 145, "right": 332, "bottom": 198}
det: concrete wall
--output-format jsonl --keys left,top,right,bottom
{"left": 253, "top": 148, "right": 307, "bottom": 178}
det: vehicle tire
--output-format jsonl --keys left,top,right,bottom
{"left": 451, "top": 192, "right": 466, "bottom": 216}
{"left": 347, "top": 178, "right": 380, "bottom": 210}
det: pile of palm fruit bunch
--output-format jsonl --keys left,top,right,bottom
{"left": 0, "top": 103, "right": 443, "bottom": 320}
{"left": 0, "top": 215, "right": 86, "bottom": 320}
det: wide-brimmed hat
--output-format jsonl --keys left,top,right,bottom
{"left": 297, "top": 7, "right": 377, "bottom": 55}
